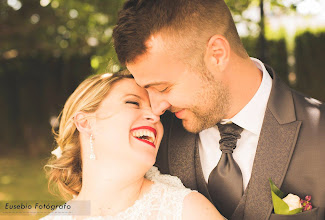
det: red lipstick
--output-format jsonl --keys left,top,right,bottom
{"left": 130, "top": 126, "right": 157, "bottom": 148}
{"left": 135, "top": 138, "right": 156, "bottom": 148}
{"left": 130, "top": 126, "right": 157, "bottom": 137}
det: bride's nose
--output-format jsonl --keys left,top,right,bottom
{"left": 143, "top": 108, "right": 160, "bottom": 123}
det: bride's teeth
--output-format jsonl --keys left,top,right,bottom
{"left": 132, "top": 129, "right": 156, "bottom": 144}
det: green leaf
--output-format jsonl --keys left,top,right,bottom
{"left": 269, "top": 179, "right": 303, "bottom": 215}
{"left": 288, "top": 207, "right": 303, "bottom": 215}
{"left": 269, "top": 178, "right": 285, "bottom": 198}
{"left": 271, "top": 190, "right": 291, "bottom": 214}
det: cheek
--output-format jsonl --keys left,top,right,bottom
{"left": 185, "top": 78, "right": 208, "bottom": 102}
{"left": 168, "top": 83, "right": 201, "bottom": 107}
{"left": 156, "top": 122, "right": 164, "bottom": 147}
{"left": 94, "top": 115, "right": 133, "bottom": 151}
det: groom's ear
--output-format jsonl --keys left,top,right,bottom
{"left": 74, "top": 112, "right": 94, "bottom": 135}
{"left": 204, "top": 34, "right": 230, "bottom": 73}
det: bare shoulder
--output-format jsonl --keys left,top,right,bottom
{"left": 182, "top": 191, "right": 225, "bottom": 220}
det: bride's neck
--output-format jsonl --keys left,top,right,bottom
{"left": 75, "top": 162, "right": 152, "bottom": 216}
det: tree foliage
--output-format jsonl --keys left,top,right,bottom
{"left": 1, "top": 0, "right": 324, "bottom": 155}
{"left": 1, "top": 0, "right": 314, "bottom": 73}
{"left": 1, "top": 0, "right": 124, "bottom": 73}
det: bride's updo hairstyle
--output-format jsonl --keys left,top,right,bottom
{"left": 45, "top": 70, "right": 133, "bottom": 200}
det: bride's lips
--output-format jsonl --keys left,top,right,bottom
{"left": 130, "top": 126, "right": 157, "bottom": 148}
{"left": 130, "top": 126, "right": 157, "bottom": 136}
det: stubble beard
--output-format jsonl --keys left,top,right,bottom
{"left": 182, "top": 67, "right": 230, "bottom": 133}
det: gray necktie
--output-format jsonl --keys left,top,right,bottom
{"left": 208, "top": 122, "right": 244, "bottom": 219}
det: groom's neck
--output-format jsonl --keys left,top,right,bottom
{"left": 223, "top": 56, "right": 263, "bottom": 119}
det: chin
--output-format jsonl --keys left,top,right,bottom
{"left": 135, "top": 151, "right": 157, "bottom": 169}
{"left": 183, "top": 112, "right": 220, "bottom": 133}
{"left": 182, "top": 119, "right": 204, "bottom": 134}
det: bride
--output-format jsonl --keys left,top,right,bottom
{"left": 41, "top": 71, "right": 223, "bottom": 219}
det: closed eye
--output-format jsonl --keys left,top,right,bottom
{"left": 126, "top": 101, "right": 140, "bottom": 107}
{"left": 158, "top": 87, "right": 168, "bottom": 93}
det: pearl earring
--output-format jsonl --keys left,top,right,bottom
{"left": 89, "top": 134, "right": 96, "bottom": 160}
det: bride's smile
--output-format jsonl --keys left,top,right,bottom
{"left": 88, "top": 78, "right": 163, "bottom": 166}
{"left": 131, "top": 126, "right": 157, "bottom": 148}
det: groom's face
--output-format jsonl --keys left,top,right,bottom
{"left": 127, "top": 35, "right": 229, "bottom": 133}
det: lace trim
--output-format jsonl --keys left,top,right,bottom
{"left": 40, "top": 166, "right": 192, "bottom": 220}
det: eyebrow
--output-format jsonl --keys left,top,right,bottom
{"left": 123, "top": 94, "right": 142, "bottom": 99}
{"left": 143, "top": 82, "right": 168, "bottom": 89}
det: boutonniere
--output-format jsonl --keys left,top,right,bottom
{"left": 269, "top": 179, "right": 312, "bottom": 215}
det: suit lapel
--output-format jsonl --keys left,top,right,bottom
{"left": 239, "top": 69, "right": 302, "bottom": 220}
{"left": 168, "top": 116, "right": 198, "bottom": 190}
{"left": 242, "top": 109, "right": 301, "bottom": 219}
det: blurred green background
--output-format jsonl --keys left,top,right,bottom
{"left": 0, "top": 0, "right": 324, "bottom": 219}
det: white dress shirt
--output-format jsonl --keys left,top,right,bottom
{"left": 198, "top": 58, "right": 273, "bottom": 190}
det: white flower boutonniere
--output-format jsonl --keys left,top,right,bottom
{"left": 282, "top": 194, "right": 302, "bottom": 211}
{"left": 269, "top": 179, "right": 313, "bottom": 215}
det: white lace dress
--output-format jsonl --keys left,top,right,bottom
{"left": 40, "top": 166, "right": 194, "bottom": 220}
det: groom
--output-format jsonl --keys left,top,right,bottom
{"left": 113, "top": 0, "right": 325, "bottom": 219}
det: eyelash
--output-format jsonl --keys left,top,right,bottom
{"left": 126, "top": 101, "right": 140, "bottom": 107}
{"left": 158, "top": 87, "right": 168, "bottom": 93}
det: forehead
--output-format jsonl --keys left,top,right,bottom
{"left": 95, "top": 78, "right": 149, "bottom": 117}
{"left": 102, "top": 78, "right": 149, "bottom": 102}
{"left": 127, "top": 35, "right": 188, "bottom": 87}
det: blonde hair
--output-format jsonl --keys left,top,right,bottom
{"left": 45, "top": 70, "right": 133, "bottom": 201}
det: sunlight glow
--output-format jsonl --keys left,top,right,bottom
{"left": 87, "top": 37, "right": 98, "bottom": 47}
{"left": 101, "top": 73, "right": 113, "bottom": 79}
{"left": 91, "top": 57, "right": 100, "bottom": 69}
{"left": 104, "top": 28, "right": 113, "bottom": 37}
{"left": 51, "top": 0, "right": 59, "bottom": 8}
{"left": 69, "top": 9, "right": 79, "bottom": 19}
{"left": 40, "top": 0, "right": 51, "bottom": 7}
{"left": 59, "top": 40, "right": 69, "bottom": 48}
{"left": 7, "top": 0, "right": 22, "bottom": 10}
{"left": 3, "top": 49, "right": 18, "bottom": 59}
{"left": 30, "top": 14, "right": 40, "bottom": 24}
{"left": 297, "top": 0, "right": 322, "bottom": 15}
{"left": 112, "top": 65, "right": 120, "bottom": 73}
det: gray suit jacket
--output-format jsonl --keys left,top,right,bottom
{"left": 155, "top": 66, "right": 325, "bottom": 220}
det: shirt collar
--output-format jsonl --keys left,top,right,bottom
{"left": 220, "top": 58, "right": 272, "bottom": 135}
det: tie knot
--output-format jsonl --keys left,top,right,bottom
{"left": 217, "top": 122, "right": 243, "bottom": 152}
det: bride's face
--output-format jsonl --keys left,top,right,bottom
{"left": 92, "top": 78, "right": 163, "bottom": 166}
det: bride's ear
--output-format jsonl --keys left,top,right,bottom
{"left": 74, "top": 112, "right": 94, "bottom": 135}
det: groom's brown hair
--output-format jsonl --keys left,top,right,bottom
{"left": 113, "top": 0, "right": 248, "bottom": 66}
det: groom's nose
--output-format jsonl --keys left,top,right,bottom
{"left": 148, "top": 90, "right": 171, "bottom": 116}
